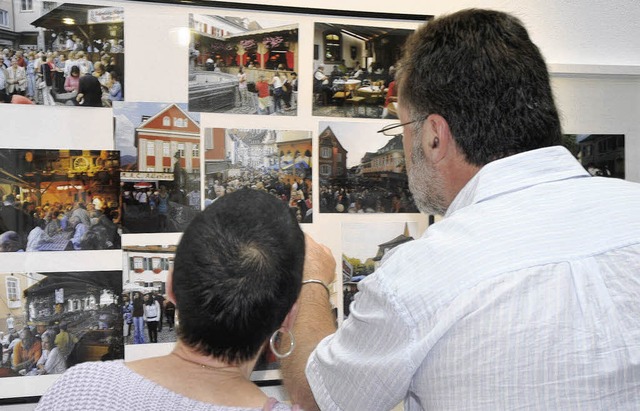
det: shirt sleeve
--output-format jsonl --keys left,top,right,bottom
{"left": 306, "top": 268, "right": 417, "bottom": 411}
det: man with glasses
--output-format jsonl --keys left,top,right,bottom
{"left": 283, "top": 8, "right": 640, "bottom": 411}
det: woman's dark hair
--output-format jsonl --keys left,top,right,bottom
{"left": 172, "top": 188, "right": 305, "bottom": 364}
{"left": 70, "top": 65, "right": 80, "bottom": 76}
{"left": 398, "top": 9, "right": 562, "bottom": 166}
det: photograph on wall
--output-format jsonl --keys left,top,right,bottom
{"left": 0, "top": 2, "right": 124, "bottom": 106}
{"left": 312, "top": 23, "right": 413, "bottom": 118}
{"left": 341, "top": 221, "right": 420, "bottom": 317}
{"left": 0, "top": 149, "right": 121, "bottom": 252}
{"left": 562, "top": 134, "right": 625, "bottom": 179}
{"left": 204, "top": 127, "right": 312, "bottom": 223}
{"left": 122, "top": 245, "right": 177, "bottom": 345}
{"left": 188, "top": 13, "right": 298, "bottom": 115}
{"left": 0, "top": 270, "right": 122, "bottom": 379}
{"left": 113, "top": 102, "right": 202, "bottom": 234}
{"left": 318, "top": 121, "right": 418, "bottom": 214}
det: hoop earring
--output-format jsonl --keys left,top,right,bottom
{"left": 269, "top": 327, "right": 295, "bottom": 359}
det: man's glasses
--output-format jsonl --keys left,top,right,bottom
{"left": 376, "top": 118, "right": 424, "bottom": 137}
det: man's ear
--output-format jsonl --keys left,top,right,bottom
{"left": 281, "top": 302, "right": 299, "bottom": 332}
{"left": 424, "top": 114, "right": 453, "bottom": 164}
{"left": 166, "top": 269, "right": 177, "bottom": 304}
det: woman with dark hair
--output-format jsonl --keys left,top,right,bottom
{"left": 36, "top": 189, "right": 316, "bottom": 410}
{"left": 131, "top": 292, "right": 145, "bottom": 344}
{"left": 142, "top": 293, "right": 160, "bottom": 343}
{"left": 63, "top": 65, "right": 80, "bottom": 93}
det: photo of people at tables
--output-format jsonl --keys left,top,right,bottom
{"left": 188, "top": 13, "right": 298, "bottom": 116}
{"left": 318, "top": 121, "right": 419, "bottom": 214}
{"left": 0, "top": 149, "right": 121, "bottom": 252}
{"left": 0, "top": 2, "right": 124, "bottom": 107}
{"left": 312, "top": 23, "right": 412, "bottom": 118}
{"left": 0, "top": 270, "right": 123, "bottom": 378}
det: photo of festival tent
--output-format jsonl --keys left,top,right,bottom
{"left": 113, "top": 102, "right": 202, "bottom": 233}
{"left": 1, "top": 2, "right": 124, "bottom": 107}
{"left": 0, "top": 270, "right": 122, "bottom": 378}
{"left": 0, "top": 149, "right": 121, "bottom": 252}
{"left": 203, "top": 127, "right": 312, "bottom": 223}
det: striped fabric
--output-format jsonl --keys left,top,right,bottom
{"left": 308, "top": 146, "right": 640, "bottom": 410}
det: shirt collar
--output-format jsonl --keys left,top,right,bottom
{"left": 446, "top": 146, "right": 590, "bottom": 217}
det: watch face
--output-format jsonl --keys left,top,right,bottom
{"left": 73, "top": 156, "right": 90, "bottom": 171}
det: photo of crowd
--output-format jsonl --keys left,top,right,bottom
{"left": 312, "top": 22, "right": 413, "bottom": 118}
{"left": 562, "top": 134, "right": 625, "bottom": 179}
{"left": 204, "top": 127, "right": 312, "bottom": 223}
{"left": 341, "top": 222, "right": 419, "bottom": 317}
{"left": 189, "top": 13, "right": 298, "bottom": 116}
{"left": 318, "top": 121, "right": 418, "bottom": 214}
{"left": 122, "top": 245, "right": 177, "bottom": 345}
{"left": 0, "top": 2, "right": 124, "bottom": 106}
{"left": 0, "top": 270, "right": 123, "bottom": 378}
{"left": 0, "top": 149, "right": 121, "bottom": 252}
{"left": 114, "top": 102, "right": 201, "bottom": 233}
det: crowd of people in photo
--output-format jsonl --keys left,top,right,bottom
{"left": 205, "top": 170, "right": 312, "bottom": 223}
{"left": 0, "top": 42, "right": 123, "bottom": 107}
{"left": 319, "top": 183, "right": 418, "bottom": 214}
{"left": 122, "top": 291, "right": 175, "bottom": 344}
{"left": 1, "top": 304, "right": 119, "bottom": 378}
{"left": 1, "top": 323, "right": 73, "bottom": 377}
{"left": 121, "top": 184, "right": 201, "bottom": 233}
{"left": 0, "top": 193, "right": 121, "bottom": 252}
{"left": 250, "top": 68, "right": 298, "bottom": 115}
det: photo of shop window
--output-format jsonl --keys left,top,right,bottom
{"left": 0, "top": 149, "right": 121, "bottom": 252}
{"left": 0, "top": 270, "right": 122, "bottom": 379}
{"left": 341, "top": 222, "right": 420, "bottom": 317}
{"left": 122, "top": 245, "right": 177, "bottom": 345}
{"left": 562, "top": 134, "right": 625, "bottom": 179}
{"left": 312, "top": 23, "right": 413, "bottom": 118}
{"left": 204, "top": 127, "right": 312, "bottom": 223}
{"left": 188, "top": 13, "right": 298, "bottom": 116}
{"left": 0, "top": 2, "right": 124, "bottom": 106}
{"left": 113, "top": 102, "right": 202, "bottom": 234}
{"left": 318, "top": 121, "right": 418, "bottom": 214}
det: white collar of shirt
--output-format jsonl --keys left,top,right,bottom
{"left": 446, "top": 146, "right": 590, "bottom": 217}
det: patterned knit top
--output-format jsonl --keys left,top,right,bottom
{"left": 35, "top": 360, "right": 294, "bottom": 411}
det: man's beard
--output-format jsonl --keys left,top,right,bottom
{"left": 408, "top": 138, "right": 448, "bottom": 216}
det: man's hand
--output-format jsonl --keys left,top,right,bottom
{"left": 303, "top": 233, "right": 336, "bottom": 285}
{"left": 281, "top": 234, "right": 337, "bottom": 411}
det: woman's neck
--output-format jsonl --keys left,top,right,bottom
{"left": 170, "top": 342, "right": 256, "bottom": 380}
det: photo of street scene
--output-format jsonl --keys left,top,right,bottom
{"left": 0, "top": 149, "right": 121, "bottom": 252}
{"left": 122, "top": 245, "right": 177, "bottom": 345}
{"left": 318, "top": 121, "right": 418, "bottom": 213}
{"left": 0, "top": 2, "right": 124, "bottom": 106}
{"left": 0, "top": 270, "right": 122, "bottom": 378}
{"left": 562, "top": 134, "right": 625, "bottom": 179}
{"left": 114, "top": 102, "right": 201, "bottom": 233}
{"left": 189, "top": 14, "right": 298, "bottom": 116}
{"left": 312, "top": 23, "right": 413, "bottom": 118}
{"left": 204, "top": 128, "right": 312, "bottom": 223}
{"left": 341, "top": 222, "right": 420, "bottom": 317}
